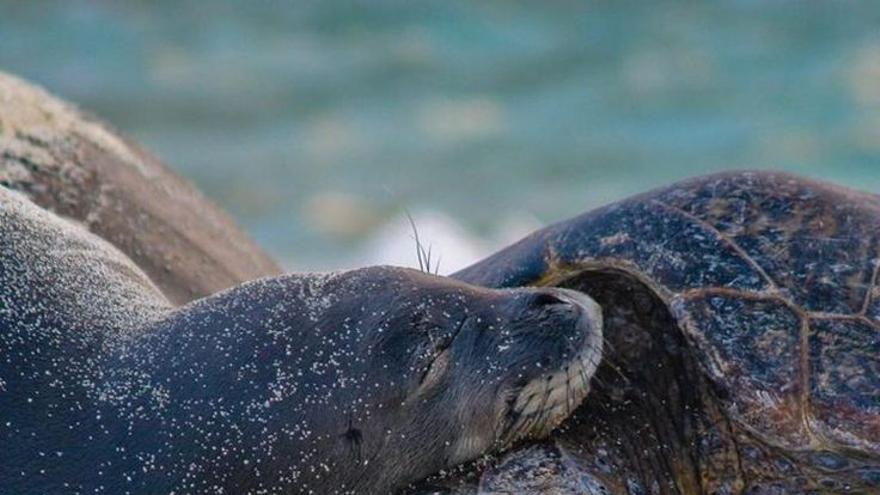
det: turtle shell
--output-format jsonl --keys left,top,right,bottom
{"left": 453, "top": 171, "right": 879, "bottom": 489}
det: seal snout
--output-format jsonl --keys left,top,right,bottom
{"left": 497, "top": 287, "right": 604, "bottom": 445}
{"left": 547, "top": 287, "right": 604, "bottom": 331}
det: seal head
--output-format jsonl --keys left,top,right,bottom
{"left": 158, "top": 267, "right": 604, "bottom": 493}
{"left": 335, "top": 270, "right": 604, "bottom": 491}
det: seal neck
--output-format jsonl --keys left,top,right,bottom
{"left": 94, "top": 274, "right": 343, "bottom": 492}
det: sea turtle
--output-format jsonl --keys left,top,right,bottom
{"left": 413, "top": 171, "right": 879, "bottom": 494}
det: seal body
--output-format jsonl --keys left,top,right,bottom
{"left": 0, "top": 187, "right": 603, "bottom": 494}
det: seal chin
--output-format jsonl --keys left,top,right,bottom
{"left": 498, "top": 288, "right": 604, "bottom": 446}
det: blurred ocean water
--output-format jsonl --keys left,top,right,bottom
{"left": 2, "top": 1, "right": 880, "bottom": 272}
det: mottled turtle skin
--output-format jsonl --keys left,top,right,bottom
{"left": 420, "top": 171, "right": 879, "bottom": 494}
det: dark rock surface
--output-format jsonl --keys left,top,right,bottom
{"left": 0, "top": 71, "right": 280, "bottom": 304}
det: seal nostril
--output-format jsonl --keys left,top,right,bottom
{"left": 530, "top": 292, "right": 568, "bottom": 308}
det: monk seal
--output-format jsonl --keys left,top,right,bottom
{"left": 0, "top": 187, "right": 603, "bottom": 494}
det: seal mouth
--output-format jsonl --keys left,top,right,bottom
{"left": 498, "top": 288, "right": 603, "bottom": 446}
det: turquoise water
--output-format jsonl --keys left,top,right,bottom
{"left": 3, "top": 1, "right": 880, "bottom": 270}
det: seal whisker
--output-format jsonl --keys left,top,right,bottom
{"left": 406, "top": 210, "right": 427, "bottom": 273}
